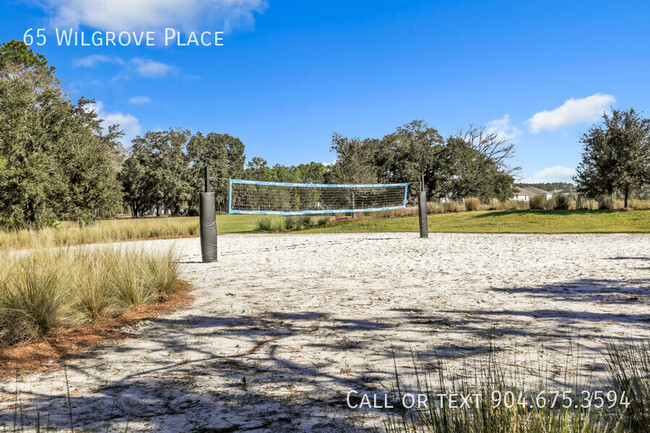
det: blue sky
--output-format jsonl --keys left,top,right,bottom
{"left": 1, "top": 0, "right": 649, "bottom": 182}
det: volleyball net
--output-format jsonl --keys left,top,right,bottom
{"left": 228, "top": 179, "right": 409, "bottom": 215}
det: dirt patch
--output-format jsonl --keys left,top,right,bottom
{"left": 0, "top": 282, "right": 193, "bottom": 380}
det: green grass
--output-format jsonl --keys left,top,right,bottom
{"left": 304, "top": 210, "right": 650, "bottom": 234}
{"left": 215, "top": 214, "right": 264, "bottom": 234}
{"left": 2, "top": 210, "right": 649, "bottom": 251}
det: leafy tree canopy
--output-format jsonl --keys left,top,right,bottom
{"left": 574, "top": 108, "right": 650, "bottom": 207}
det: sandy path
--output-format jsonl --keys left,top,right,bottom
{"left": 1, "top": 233, "right": 649, "bottom": 432}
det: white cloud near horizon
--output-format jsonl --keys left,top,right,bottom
{"left": 486, "top": 114, "right": 521, "bottom": 141}
{"left": 521, "top": 165, "right": 577, "bottom": 183}
{"left": 527, "top": 93, "right": 615, "bottom": 133}
{"left": 88, "top": 101, "right": 142, "bottom": 145}
{"left": 40, "top": 0, "right": 267, "bottom": 32}
{"left": 128, "top": 96, "right": 152, "bottom": 105}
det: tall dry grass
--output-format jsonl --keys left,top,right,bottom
{"left": 443, "top": 201, "right": 463, "bottom": 212}
{"left": 529, "top": 195, "right": 547, "bottom": 210}
{"left": 0, "top": 247, "right": 182, "bottom": 347}
{"left": 385, "top": 341, "right": 650, "bottom": 433}
{"left": 463, "top": 197, "right": 483, "bottom": 211}
{"left": 606, "top": 340, "right": 650, "bottom": 432}
{"left": 257, "top": 215, "right": 333, "bottom": 232}
{"left": 628, "top": 198, "right": 650, "bottom": 210}
{"left": 576, "top": 196, "right": 599, "bottom": 210}
{"left": 0, "top": 218, "right": 200, "bottom": 251}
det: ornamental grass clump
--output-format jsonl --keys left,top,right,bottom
{"left": 529, "top": 195, "right": 547, "bottom": 210}
{"left": 383, "top": 345, "right": 646, "bottom": 433}
{"left": 464, "top": 197, "right": 482, "bottom": 211}
{"left": 0, "top": 247, "right": 183, "bottom": 347}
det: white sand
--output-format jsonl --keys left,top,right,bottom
{"left": 1, "top": 233, "right": 649, "bottom": 432}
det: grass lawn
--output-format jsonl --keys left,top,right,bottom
{"left": 2, "top": 210, "right": 649, "bottom": 250}
{"left": 215, "top": 214, "right": 263, "bottom": 234}
{"left": 304, "top": 209, "right": 650, "bottom": 234}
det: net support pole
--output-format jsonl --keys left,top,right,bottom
{"left": 418, "top": 174, "right": 428, "bottom": 238}
{"left": 200, "top": 167, "right": 218, "bottom": 263}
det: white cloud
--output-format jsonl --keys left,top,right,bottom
{"left": 521, "top": 165, "right": 577, "bottom": 183}
{"left": 486, "top": 114, "right": 521, "bottom": 141}
{"left": 130, "top": 58, "right": 174, "bottom": 78}
{"left": 128, "top": 96, "right": 152, "bottom": 105}
{"left": 74, "top": 55, "right": 175, "bottom": 80}
{"left": 88, "top": 102, "right": 142, "bottom": 145}
{"left": 40, "top": 0, "right": 267, "bottom": 32}
{"left": 73, "top": 55, "right": 124, "bottom": 68}
{"left": 527, "top": 93, "right": 615, "bottom": 133}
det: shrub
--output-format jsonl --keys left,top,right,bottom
{"left": 576, "top": 195, "right": 598, "bottom": 210}
{"left": 545, "top": 197, "right": 557, "bottom": 210}
{"left": 300, "top": 215, "right": 313, "bottom": 229}
{"left": 487, "top": 199, "right": 505, "bottom": 210}
{"left": 72, "top": 250, "right": 115, "bottom": 320}
{"left": 257, "top": 217, "right": 273, "bottom": 231}
{"left": 606, "top": 341, "right": 650, "bottom": 432}
{"left": 529, "top": 195, "right": 547, "bottom": 210}
{"left": 0, "top": 308, "right": 37, "bottom": 347}
{"left": 0, "top": 255, "right": 69, "bottom": 336}
{"left": 377, "top": 207, "right": 420, "bottom": 218}
{"left": 504, "top": 200, "right": 528, "bottom": 210}
{"left": 284, "top": 216, "right": 298, "bottom": 230}
{"left": 629, "top": 198, "right": 650, "bottom": 210}
{"left": 596, "top": 195, "right": 624, "bottom": 210}
{"left": 0, "top": 247, "right": 183, "bottom": 347}
{"left": 144, "top": 250, "right": 181, "bottom": 297}
{"left": 427, "top": 202, "right": 444, "bottom": 214}
{"left": 552, "top": 194, "right": 573, "bottom": 210}
{"left": 110, "top": 254, "right": 156, "bottom": 307}
{"left": 443, "top": 201, "right": 462, "bottom": 212}
{"left": 317, "top": 217, "right": 329, "bottom": 226}
{"left": 464, "top": 197, "right": 482, "bottom": 211}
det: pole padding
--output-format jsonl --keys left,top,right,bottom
{"left": 418, "top": 190, "right": 428, "bottom": 238}
{"left": 199, "top": 192, "right": 218, "bottom": 262}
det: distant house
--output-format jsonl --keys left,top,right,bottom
{"left": 512, "top": 186, "right": 553, "bottom": 201}
{"left": 550, "top": 187, "right": 576, "bottom": 197}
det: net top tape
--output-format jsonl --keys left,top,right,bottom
{"left": 230, "top": 179, "right": 408, "bottom": 188}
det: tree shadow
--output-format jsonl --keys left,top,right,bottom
{"left": 491, "top": 278, "right": 650, "bottom": 305}
{"left": 472, "top": 209, "right": 627, "bottom": 218}
{"left": 2, "top": 275, "right": 648, "bottom": 431}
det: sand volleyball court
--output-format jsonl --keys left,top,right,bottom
{"left": 1, "top": 233, "right": 648, "bottom": 431}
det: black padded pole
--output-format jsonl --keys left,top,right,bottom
{"left": 204, "top": 166, "right": 211, "bottom": 193}
{"left": 418, "top": 174, "right": 428, "bottom": 238}
{"left": 200, "top": 191, "right": 218, "bottom": 262}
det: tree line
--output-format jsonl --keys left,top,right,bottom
{"left": 2, "top": 41, "right": 648, "bottom": 229}
{"left": 327, "top": 120, "right": 518, "bottom": 202}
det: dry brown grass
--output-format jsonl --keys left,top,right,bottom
{"left": 0, "top": 247, "right": 184, "bottom": 348}
{"left": 0, "top": 217, "right": 200, "bottom": 251}
{"left": 0, "top": 286, "right": 191, "bottom": 379}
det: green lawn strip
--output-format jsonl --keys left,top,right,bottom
{"left": 3, "top": 210, "right": 648, "bottom": 251}
{"left": 302, "top": 210, "right": 650, "bottom": 234}
{"left": 215, "top": 214, "right": 262, "bottom": 234}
